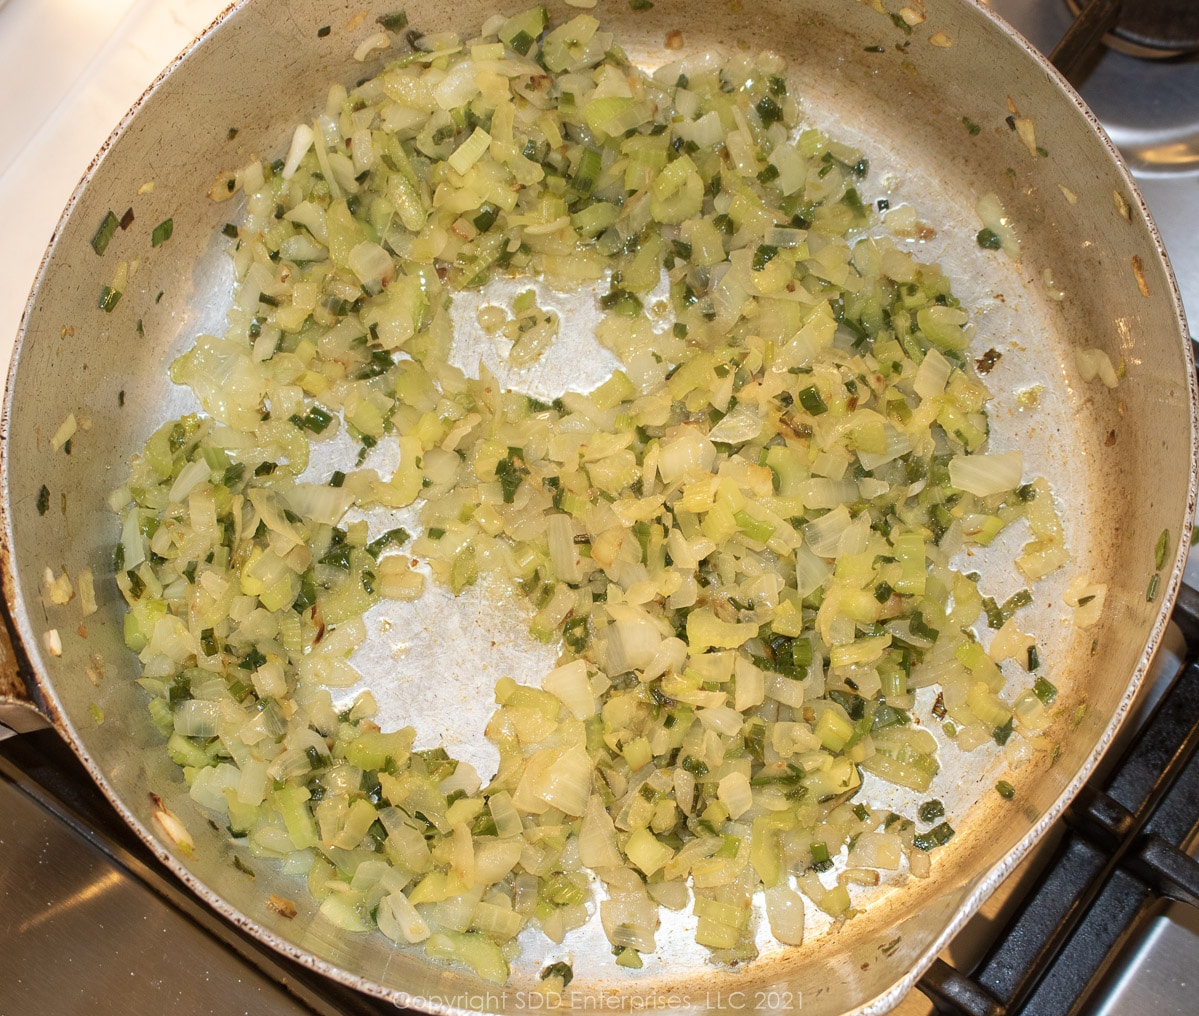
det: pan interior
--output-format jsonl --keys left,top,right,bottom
{"left": 4, "top": 1, "right": 1194, "bottom": 1013}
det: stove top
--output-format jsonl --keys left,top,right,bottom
{"left": 1, "top": 2, "right": 1197, "bottom": 1014}
{"left": 989, "top": 0, "right": 1199, "bottom": 341}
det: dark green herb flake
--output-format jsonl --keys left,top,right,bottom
{"left": 913, "top": 821, "right": 955, "bottom": 851}
{"left": 151, "top": 219, "right": 174, "bottom": 247}
{"left": 1032, "top": 676, "right": 1057, "bottom": 706}
{"left": 98, "top": 286, "right": 122, "bottom": 313}
{"left": 752, "top": 244, "right": 779, "bottom": 271}
{"left": 541, "top": 962, "right": 574, "bottom": 988}
{"left": 993, "top": 716, "right": 1014, "bottom": 746}
{"left": 755, "top": 96, "right": 784, "bottom": 127}
{"left": 509, "top": 29, "right": 535, "bottom": 55}
{"left": 797, "top": 385, "right": 828, "bottom": 416}
{"left": 809, "top": 840, "right": 833, "bottom": 872}
{"left": 917, "top": 799, "right": 944, "bottom": 823}
{"left": 377, "top": 10, "right": 408, "bottom": 31}
{"left": 495, "top": 447, "right": 528, "bottom": 504}
{"left": 290, "top": 405, "right": 334, "bottom": 434}
{"left": 756, "top": 163, "right": 780, "bottom": 185}
{"left": 908, "top": 610, "right": 939, "bottom": 643}
{"left": 366, "top": 528, "right": 411, "bottom": 558}
{"left": 91, "top": 211, "right": 119, "bottom": 256}
{"left": 473, "top": 204, "right": 499, "bottom": 232}
{"left": 977, "top": 228, "right": 1003, "bottom": 250}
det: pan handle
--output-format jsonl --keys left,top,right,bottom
{"left": 0, "top": 594, "right": 51, "bottom": 735}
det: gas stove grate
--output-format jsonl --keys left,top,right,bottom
{"left": 916, "top": 586, "right": 1199, "bottom": 1015}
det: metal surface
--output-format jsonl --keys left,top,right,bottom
{"left": 899, "top": 601, "right": 1199, "bottom": 1014}
{"left": 0, "top": 769, "right": 321, "bottom": 1016}
{"left": 1, "top": 1, "right": 1196, "bottom": 1014}
{"left": 1050, "top": 0, "right": 1122, "bottom": 81}
{"left": 1080, "top": 898, "right": 1199, "bottom": 1016}
{"left": 0, "top": 729, "right": 405, "bottom": 1016}
{"left": 1065, "top": 0, "right": 1199, "bottom": 55}
{"left": 989, "top": 0, "right": 1199, "bottom": 336}
{"left": 890, "top": 619, "right": 1191, "bottom": 1015}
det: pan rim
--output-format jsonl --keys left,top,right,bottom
{"left": 850, "top": 0, "right": 1199, "bottom": 1009}
{"left": 0, "top": 0, "right": 1196, "bottom": 1012}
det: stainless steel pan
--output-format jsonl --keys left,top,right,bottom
{"left": 2, "top": 1, "right": 1196, "bottom": 1013}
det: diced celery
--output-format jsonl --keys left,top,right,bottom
{"left": 425, "top": 931, "right": 510, "bottom": 984}
{"left": 349, "top": 712, "right": 400, "bottom": 758}
{"left": 498, "top": 7, "right": 548, "bottom": 54}
{"left": 695, "top": 916, "right": 740, "bottom": 949}
{"left": 273, "top": 785, "right": 318, "bottom": 850}
{"left": 814, "top": 708, "right": 855, "bottom": 751}
{"left": 892, "top": 532, "right": 927, "bottom": 595}
{"left": 624, "top": 827, "right": 675, "bottom": 876}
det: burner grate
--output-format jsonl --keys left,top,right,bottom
{"left": 1066, "top": 0, "right": 1199, "bottom": 57}
{"left": 915, "top": 590, "right": 1199, "bottom": 1015}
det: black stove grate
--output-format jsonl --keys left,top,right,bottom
{"left": 916, "top": 585, "right": 1199, "bottom": 1015}
{"left": 1065, "top": 0, "right": 1199, "bottom": 57}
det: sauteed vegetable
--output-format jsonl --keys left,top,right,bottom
{"left": 109, "top": 8, "right": 1066, "bottom": 983}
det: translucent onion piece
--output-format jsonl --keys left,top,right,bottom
{"left": 948, "top": 451, "right": 1024, "bottom": 497}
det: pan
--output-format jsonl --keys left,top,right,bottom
{"left": 1, "top": 0, "right": 1195, "bottom": 1013}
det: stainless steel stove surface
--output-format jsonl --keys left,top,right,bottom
{"left": 991, "top": 0, "right": 1199, "bottom": 340}
{"left": 0, "top": 731, "right": 388, "bottom": 1016}
{"left": 0, "top": 738, "right": 321, "bottom": 1016}
{"left": 2, "top": 2, "right": 1198, "bottom": 1015}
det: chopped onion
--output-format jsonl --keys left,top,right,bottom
{"left": 346, "top": 242, "right": 394, "bottom": 291}
{"left": 716, "top": 772, "right": 752, "bottom": 818}
{"left": 763, "top": 883, "right": 805, "bottom": 946}
{"left": 542, "top": 660, "right": 595, "bottom": 719}
{"left": 174, "top": 700, "right": 219, "bottom": 738}
{"left": 579, "top": 793, "right": 623, "bottom": 868}
{"left": 949, "top": 451, "right": 1023, "bottom": 497}
{"left": 914, "top": 347, "right": 952, "bottom": 400}
{"left": 1075, "top": 347, "right": 1120, "bottom": 388}
{"left": 282, "top": 123, "right": 314, "bottom": 179}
